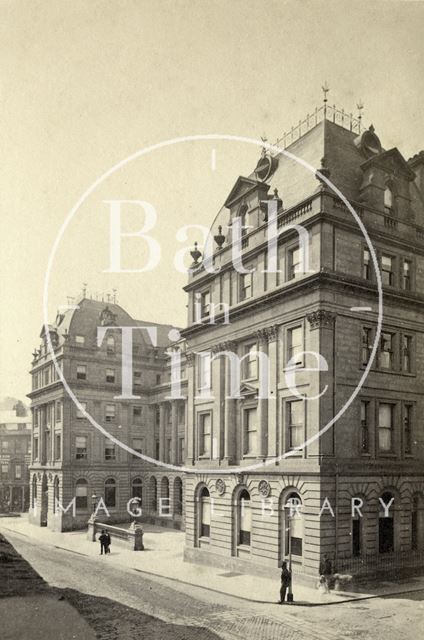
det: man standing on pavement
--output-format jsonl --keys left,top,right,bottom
{"left": 105, "top": 531, "right": 111, "bottom": 554}
{"left": 279, "top": 561, "right": 292, "bottom": 604}
{"left": 319, "top": 554, "right": 333, "bottom": 591}
{"left": 99, "top": 529, "right": 108, "bottom": 555}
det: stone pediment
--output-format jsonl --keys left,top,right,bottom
{"left": 361, "top": 148, "right": 415, "bottom": 181}
{"left": 239, "top": 382, "right": 257, "bottom": 397}
{"left": 224, "top": 176, "right": 269, "bottom": 208}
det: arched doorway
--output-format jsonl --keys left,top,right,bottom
{"left": 232, "top": 487, "right": 251, "bottom": 556}
{"left": 132, "top": 477, "right": 143, "bottom": 502}
{"left": 279, "top": 491, "right": 303, "bottom": 564}
{"left": 40, "top": 474, "right": 48, "bottom": 526}
{"left": 197, "top": 486, "right": 211, "bottom": 545}
{"left": 53, "top": 477, "right": 60, "bottom": 514}
{"left": 148, "top": 477, "right": 157, "bottom": 513}
{"left": 31, "top": 475, "right": 37, "bottom": 511}
{"left": 174, "top": 477, "right": 183, "bottom": 516}
{"left": 379, "top": 491, "right": 395, "bottom": 554}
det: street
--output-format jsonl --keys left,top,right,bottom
{"left": 2, "top": 528, "right": 424, "bottom": 640}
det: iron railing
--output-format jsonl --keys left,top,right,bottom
{"left": 335, "top": 549, "right": 424, "bottom": 576}
{"left": 275, "top": 104, "right": 363, "bottom": 150}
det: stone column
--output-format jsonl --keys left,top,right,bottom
{"left": 306, "top": 310, "right": 336, "bottom": 458}
{"left": 255, "top": 329, "right": 270, "bottom": 459}
{"left": 185, "top": 353, "right": 195, "bottom": 464}
{"left": 159, "top": 403, "right": 166, "bottom": 462}
{"left": 266, "top": 326, "right": 279, "bottom": 459}
{"left": 171, "top": 401, "right": 178, "bottom": 465}
{"left": 210, "top": 343, "right": 226, "bottom": 460}
{"left": 223, "top": 341, "right": 237, "bottom": 463}
{"left": 39, "top": 405, "right": 45, "bottom": 465}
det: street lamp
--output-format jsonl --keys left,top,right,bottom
{"left": 286, "top": 510, "right": 294, "bottom": 603}
{"left": 91, "top": 492, "right": 97, "bottom": 514}
{"left": 284, "top": 497, "right": 299, "bottom": 603}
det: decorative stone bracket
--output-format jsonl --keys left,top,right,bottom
{"left": 306, "top": 310, "right": 336, "bottom": 331}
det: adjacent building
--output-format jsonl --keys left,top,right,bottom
{"left": 28, "top": 299, "right": 187, "bottom": 531}
{"left": 0, "top": 407, "right": 31, "bottom": 512}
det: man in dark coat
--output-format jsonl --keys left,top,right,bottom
{"left": 99, "top": 529, "right": 108, "bottom": 555}
{"left": 105, "top": 531, "right": 111, "bottom": 554}
{"left": 279, "top": 561, "right": 292, "bottom": 604}
{"left": 319, "top": 554, "right": 333, "bottom": 591}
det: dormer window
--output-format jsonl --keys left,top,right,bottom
{"left": 384, "top": 182, "right": 394, "bottom": 212}
{"left": 106, "top": 336, "right": 115, "bottom": 355}
{"left": 238, "top": 204, "right": 249, "bottom": 237}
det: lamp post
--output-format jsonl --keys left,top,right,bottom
{"left": 91, "top": 492, "right": 97, "bottom": 515}
{"left": 285, "top": 501, "right": 295, "bottom": 603}
{"left": 287, "top": 510, "right": 294, "bottom": 602}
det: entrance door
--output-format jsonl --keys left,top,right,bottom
{"left": 40, "top": 475, "right": 48, "bottom": 527}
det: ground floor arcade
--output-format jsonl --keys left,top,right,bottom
{"left": 183, "top": 472, "right": 424, "bottom": 584}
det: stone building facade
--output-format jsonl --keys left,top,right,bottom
{"left": 28, "top": 104, "right": 424, "bottom": 582}
{"left": 28, "top": 298, "right": 187, "bottom": 531}
{"left": 0, "top": 408, "right": 31, "bottom": 512}
{"left": 181, "top": 107, "right": 424, "bottom": 582}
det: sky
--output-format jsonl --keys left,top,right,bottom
{"left": 1, "top": 0, "right": 423, "bottom": 401}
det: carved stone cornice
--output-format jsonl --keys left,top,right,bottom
{"left": 306, "top": 310, "right": 336, "bottom": 330}
{"left": 211, "top": 340, "right": 237, "bottom": 354}
{"left": 255, "top": 325, "right": 278, "bottom": 343}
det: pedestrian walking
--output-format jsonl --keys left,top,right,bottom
{"left": 99, "top": 529, "right": 108, "bottom": 555}
{"left": 319, "top": 554, "right": 333, "bottom": 591}
{"left": 279, "top": 561, "right": 292, "bottom": 604}
{"left": 105, "top": 531, "right": 111, "bottom": 554}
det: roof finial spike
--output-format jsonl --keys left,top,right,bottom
{"left": 322, "top": 81, "right": 330, "bottom": 118}
{"left": 82, "top": 282, "right": 87, "bottom": 298}
{"left": 357, "top": 100, "right": 364, "bottom": 132}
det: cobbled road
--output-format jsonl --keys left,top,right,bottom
{"left": 2, "top": 528, "right": 423, "bottom": 640}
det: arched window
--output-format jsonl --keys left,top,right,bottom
{"left": 384, "top": 185, "right": 393, "bottom": 211}
{"left": 104, "top": 478, "right": 116, "bottom": 508}
{"left": 284, "top": 492, "right": 303, "bottom": 558}
{"left": 161, "top": 477, "right": 170, "bottom": 499}
{"left": 53, "top": 477, "right": 60, "bottom": 514}
{"left": 160, "top": 477, "right": 170, "bottom": 516}
{"left": 199, "top": 487, "right": 211, "bottom": 539}
{"left": 379, "top": 491, "right": 394, "bottom": 553}
{"left": 148, "top": 477, "right": 157, "bottom": 512}
{"left": 75, "top": 478, "right": 88, "bottom": 510}
{"left": 32, "top": 475, "right": 37, "bottom": 509}
{"left": 352, "top": 498, "right": 362, "bottom": 557}
{"left": 132, "top": 477, "right": 143, "bottom": 503}
{"left": 106, "top": 336, "right": 115, "bottom": 355}
{"left": 174, "top": 477, "right": 183, "bottom": 516}
{"left": 237, "top": 489, "right": 251, "bottom": 546}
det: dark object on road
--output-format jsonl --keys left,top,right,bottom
{"left": 279, "top": 560, "right": 292, "bottom": 604}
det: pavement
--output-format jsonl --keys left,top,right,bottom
{"left": 1, "top": 515, "right": 424, "bottom": 607}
